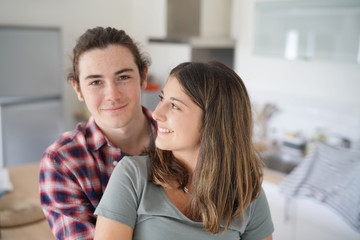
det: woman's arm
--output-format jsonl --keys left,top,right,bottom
{"left": 94, "top": 216, "right": 133, "bottom": 240}
{"left": 262, "top": 234, "right": 273, "bottom": 240}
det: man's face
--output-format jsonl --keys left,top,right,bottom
{"left": 73, "top": 44, "right": 147, "bottom": 132}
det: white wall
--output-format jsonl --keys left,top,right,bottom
{"left": 0, "top": 0, "right": 166, "bottom": 130}
{"left": 131, "top": 0, "right": 167, "bottom": 40}
{"left": 200, "top": 0, "right": 232, "bottom": 37}
{"left": 232, "top": 0, "right": 360, "bottom": 143}
{"left": 1, "top": 0, "right": 359, "bottom": 142}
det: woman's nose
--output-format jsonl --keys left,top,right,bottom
{"left": 152, "top": 102, "right": 165, "bottom": 121}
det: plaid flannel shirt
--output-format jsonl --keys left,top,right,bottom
{"left": 39, "top": 107, "right": 156, "bottom": 240}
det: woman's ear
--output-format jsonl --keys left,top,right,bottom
{"left": 72, "top": 79, "right": 84, "bottom": 101}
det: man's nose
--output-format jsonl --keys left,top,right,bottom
{"left": 104, "top": 82, "right": 121, "bottom": 101}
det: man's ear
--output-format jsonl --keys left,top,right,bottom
{"left": 141, "top": 66, "right": 148, "bottom": 90}
{"left": 72, "top": 79, "right": 84, "bottom": 101}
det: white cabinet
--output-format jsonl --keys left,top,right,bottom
{"left": 144, "top": 0, "right": 236, "bottom": 104}
{"left": 0, "top": 97, "right": 64, "bottom": 167}
{"left": 0, "top": 27, "right": 63, "bottom": 167}
{"left": 147, "top": 42, "right": 192, "bottom": 87}
{"left": 0, "top": 27, "right": 62, "bottom": 97}
{"left": 252, "top": 0, "right": 360, "bottom": 63}
{"left": 147, "top": 39, "right": 235, "bottom": 88}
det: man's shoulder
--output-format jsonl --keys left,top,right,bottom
{"left": 43, "top": 121, "right": 89, "bottom": 156}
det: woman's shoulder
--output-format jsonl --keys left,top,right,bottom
{"left": 228, "top": 188, "right": 270, "bottom": 227}
{"left": 121, "top": 155, "right": 150, "bottom": 168}
{"left": 116, "top": 155, "right": 151, "bottom": 179}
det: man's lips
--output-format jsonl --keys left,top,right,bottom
{"left": 102, "top": 104, "right": 128, "bottom": 112}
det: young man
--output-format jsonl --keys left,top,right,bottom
{"left": 39, "top": 27, "right": 157, "bottom": 240}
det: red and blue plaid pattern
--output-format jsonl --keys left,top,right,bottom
{"left": 39, "top": 107, "right": 156, "bottom": 239}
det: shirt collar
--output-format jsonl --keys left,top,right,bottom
{"left": 86, "top": 116, "right": 107, "bottom": 151}
{"left": 86, "top": 106, "right": 157, "bottom": 152}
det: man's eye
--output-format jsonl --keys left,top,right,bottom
{"left": 118, "top": 75, "right": 129, "bottom": 81}
{"left": 90, "top": 80, "right": 101, "bottom": 86}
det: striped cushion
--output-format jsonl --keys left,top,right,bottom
{"left": 279, "top": 141, "right": 360, "bottom": 233}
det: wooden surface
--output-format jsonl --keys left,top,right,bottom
{"left": 263, "top": 168, "right": 286, "bottom": 185}
{"left": 0, "top": 162, "right": 54, "bottom": 240}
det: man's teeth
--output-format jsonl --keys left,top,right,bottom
{"left": 158, "top": 127, "right": 173, "bottom": 133}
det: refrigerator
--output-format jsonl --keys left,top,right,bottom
{"left": 0, "top": 26, "right": 64, "bottom": 167}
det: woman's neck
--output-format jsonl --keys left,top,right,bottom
{"left": 172, "top": 148, "right": 199, "bottom": 176}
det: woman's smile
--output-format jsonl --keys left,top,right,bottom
{"left": 157, "top": 126, "right": 174, "bottom": 134}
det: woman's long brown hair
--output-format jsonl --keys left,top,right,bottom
{"left": 150, "top": 61, "right": 263, "bottom": 233}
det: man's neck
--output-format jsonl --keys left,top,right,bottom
{"left": 102, "top": 112, "right": 151, "bottom": 155}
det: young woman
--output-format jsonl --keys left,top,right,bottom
{"left": 39, "top": 27, "right": 157, "bottom": 240}
{"left": 94, "top": 61, "right": 274, "bottom": 240}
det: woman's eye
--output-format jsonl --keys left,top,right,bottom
{"left": 171, "top": 103, "right": 179, "bottom": 110}
{"left": 158, "top": 95, "right": 164, "bottom": 102}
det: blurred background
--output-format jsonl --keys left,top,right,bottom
{"left": 0, "top": 0, "right": 360, "bottom": 239}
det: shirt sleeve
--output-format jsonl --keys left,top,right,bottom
{"left": 94, "top": 157, "right": 143, "bottom": 228}
{"left": 241, "top": 189, "right": 274, "bottom": 240}
{"left": 39, "top": 151, "right": 95, "bottom": 240}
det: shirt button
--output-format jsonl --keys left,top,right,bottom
{"left": 113, "top": 161, "right": 118, "bottom": 166}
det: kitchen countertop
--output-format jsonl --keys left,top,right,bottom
{"left": 263, "top": 167, "right": 286, "bottom": 185}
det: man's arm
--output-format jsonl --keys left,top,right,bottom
{"left": 39, "top": 153, "right": 96, "bottom": 240}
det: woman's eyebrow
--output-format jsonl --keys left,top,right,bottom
{"left": 161, "top": 90, "right": 189, "bottom": 107}
{"left": 170, "top": 97, "right": 188, "bottom": 107}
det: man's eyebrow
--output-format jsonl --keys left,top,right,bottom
{"left": 114, "top": 68, "right": 134, "bottom": 75}
{"left": 85, "top": 74, "right": 102, "bottom": 80}
{"left": 84, "top": 68, "right": 135, "bottom": 80}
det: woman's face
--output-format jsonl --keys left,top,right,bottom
{"left": 152, "top": 76, "right": 203, "bottom": 164}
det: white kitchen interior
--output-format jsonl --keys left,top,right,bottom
{"left": 0, "top": 0, "right": 359, "bottom": 239}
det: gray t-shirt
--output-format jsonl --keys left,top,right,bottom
{"left": 95, "top": 156, "right": 274, "bottom": 240}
